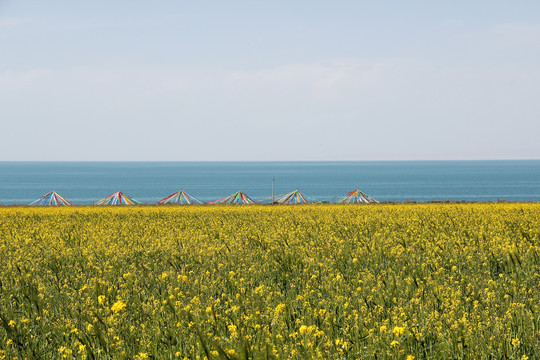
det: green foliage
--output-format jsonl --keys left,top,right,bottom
{"left": 0, "top": 204, "right": 539, "bottom": 359}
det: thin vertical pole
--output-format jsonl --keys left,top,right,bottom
{"left": 272, "top": 177, "right": 275, "bottom": 204}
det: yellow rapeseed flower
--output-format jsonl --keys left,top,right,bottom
{"left": 393, "top": 326, "right": 405, "bottom": 336}
{"left": 1, "top": 203, "right": 539, "bottom": 358}
{"left": 111, "top": 300, "right": 127, "bottom": 313}
{"left": 228, "top": 324, "right": 238, "bottom": 338}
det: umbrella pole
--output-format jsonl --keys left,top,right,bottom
{"left": 272, "top": 177, "right": 275, "bottom": 204}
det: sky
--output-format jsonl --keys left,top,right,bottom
{"left": 1, "top": 1, "right": 539, "bottom": 161}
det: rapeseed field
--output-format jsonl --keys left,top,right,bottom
{"left": 0, "top": 204, "right": 539, "bottom": 359}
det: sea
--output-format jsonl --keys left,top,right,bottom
{"left": 0, "top": 160, "right": 539, "bottom": 205}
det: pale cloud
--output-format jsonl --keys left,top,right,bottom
{"left": 0, "top": 59, "right": 387, "bottom": 101}
{"left": 0, "top": 17, "right": 29, "bottom": 29}
{"left": 1, "top": 52, "right": 538, "bottom": 160}
{"left": 491, "top": 22, "right": 540, "bottom": 36}
{"left": 489, "top": 23, "right": 540, "bottom": 46}
{"left": 21, "top": 68, "right": 53, "bottom": 83}
{"left": 0, "top": 68, "right": 53, "bottom": 88}
{"left": 440, "top": 19, "right": 463, "bottom": 27}
{"left": 228, "top": 60, "right": 386, "bottom": 101}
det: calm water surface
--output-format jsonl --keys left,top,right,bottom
{"left": 0, "top": 161, "right": 538, "bottom": 204}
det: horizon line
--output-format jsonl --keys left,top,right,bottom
{"left": 0, "top": 158, "right": 539, "bottom": 163}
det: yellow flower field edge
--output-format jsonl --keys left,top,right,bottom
{"left": 0, "top": 204, "right": 539, "bottom": 359}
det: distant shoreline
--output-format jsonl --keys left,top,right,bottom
{"left": 1, "top": 159, "right": 539, "bottom": 162}
{"left": 1, "top": 200, "right": 538, "bottom": 208}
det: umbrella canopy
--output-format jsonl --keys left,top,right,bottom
{"left": 337, "top": 189, "right": 378, "bottom": 203}
{"left": 94, "top": 191, "right": 142, "bottom": 205}
{"left": 207, "top": 191, "right": 255, "bottom": 205}
{"left": 275, "top": 190, "right": 311, "bottom": 204}
{"left": 157, "top": 190, "right": 202, "bottom": 204}
{"left": 30, "top": 191, "right": 74, "bottom": 205}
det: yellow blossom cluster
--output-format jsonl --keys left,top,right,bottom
{"left": 0, "top": 203, "right": 539, "bottom": 358}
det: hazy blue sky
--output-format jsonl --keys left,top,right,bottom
{"left": 1, "top": 1, "right": 539, "bottom": 160}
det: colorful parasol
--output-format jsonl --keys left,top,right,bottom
{"left": 207, "top": 191, "right": 255, "bottom": 205}
{"left": 275, "top": 189, "right": 311, "bottom": 204}
{"left": 94, "top": 191, "right": 142, "bottom": 205}
{"left": 337, "top": 189, "right": 378, "bottom": 203}
{"left": 30, "top": 191, "right": 74, "bottom": 205}
{"left": 157, "top": 190, "right": 202, "bottom": 204}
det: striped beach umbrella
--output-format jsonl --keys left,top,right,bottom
{"left": 207, "top": 191, "right": 255, "bottom": 205}
{"left": 275, "top": 190, "right": 311, "bottom": 204}
{"left": 30, "top": 191, "right": 74, "bottom": 205}
{"left": 337, "top": 189, "right": 378, "bottom": 203}
{"left": 94, "top": 191, "right": 142, "bottom": 205}
{"left": 157, "top": 190, "right": 202, "bottom": 204}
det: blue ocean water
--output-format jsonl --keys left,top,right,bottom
{"left": 0, "top": 161, "right": 539, "bottom": 205}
